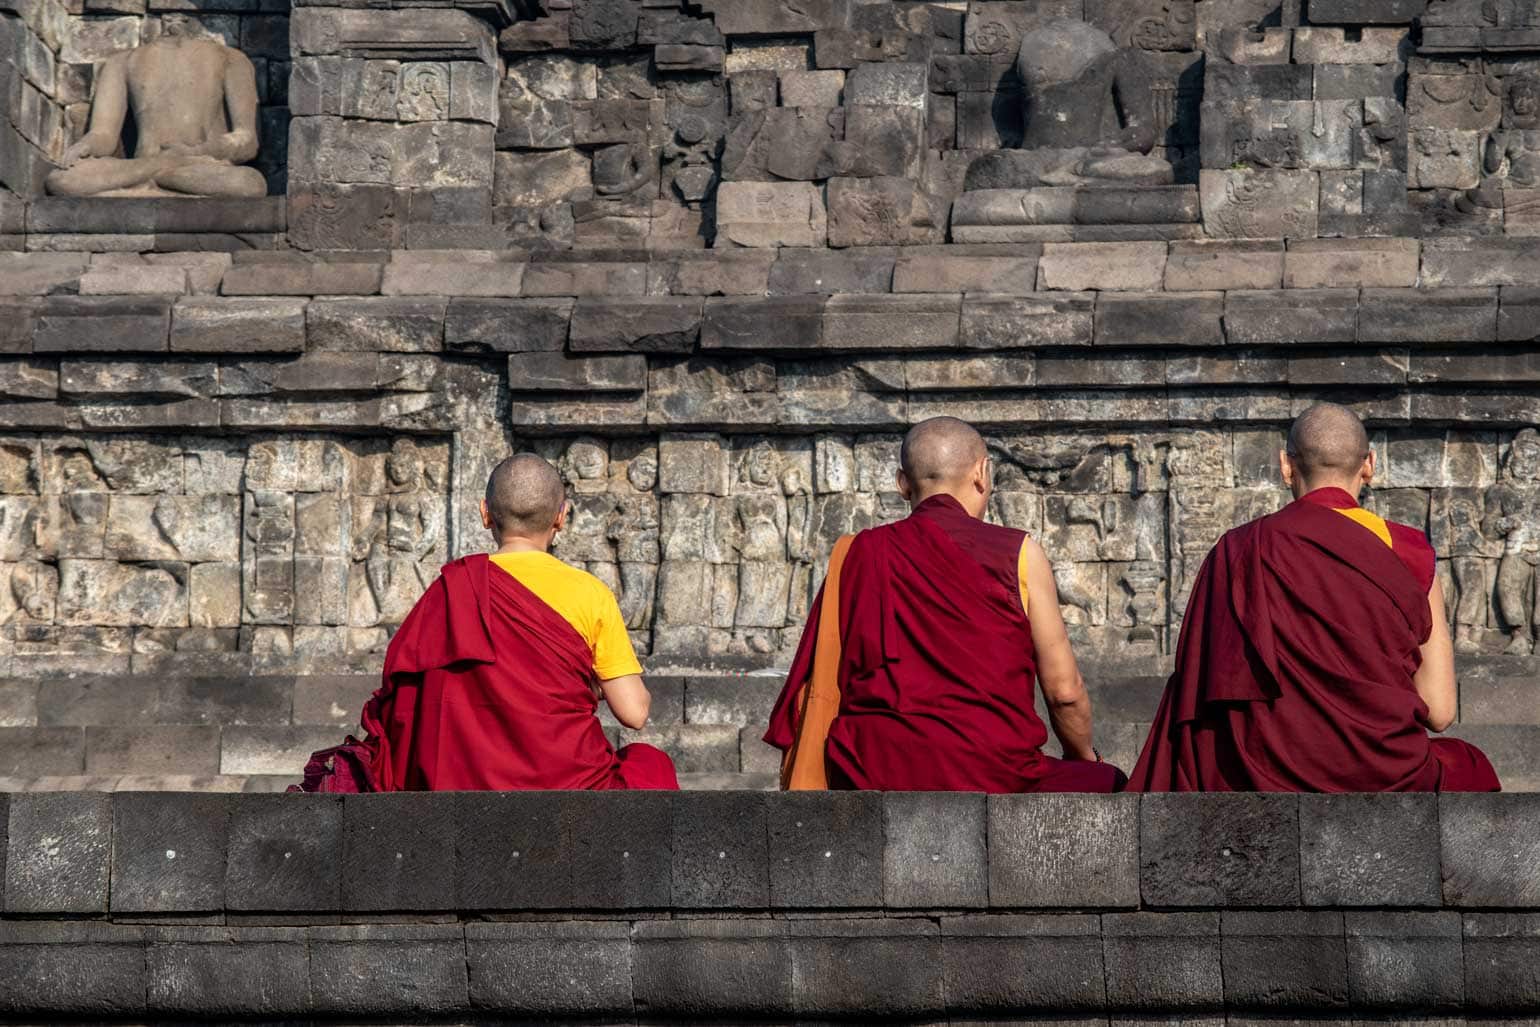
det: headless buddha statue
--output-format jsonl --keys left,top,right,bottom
{"left": 45, "top": 15, "right": 267, "bottom": 198}
{"left": 964, "top": 20, "right": 1175, "bottom": 191}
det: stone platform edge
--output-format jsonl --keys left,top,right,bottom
{"left": 2, "top": 792, "right": 1538, "bottom": 1018}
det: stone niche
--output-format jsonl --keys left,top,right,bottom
{"left": 4, "top": 427, "right": 1535, "bottom": 675}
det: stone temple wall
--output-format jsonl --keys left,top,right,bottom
{"left": 4, "top": 0, "right": 1540, "bottom": 682}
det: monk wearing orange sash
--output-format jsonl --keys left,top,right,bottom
{"left": 356, "top": 453, "right": 678, "bottom": 791}
{"left": 767, "top": 417, "right": 1125, "bottom": 793}
{"left": 1127, "top": 404, "right": 1500, "bottom": 793}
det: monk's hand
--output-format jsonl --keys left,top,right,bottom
{"left": 60, "top": 136, "right": 106, "bottom": 167}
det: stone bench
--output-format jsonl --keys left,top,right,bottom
{"left": 1, "top": 791, "right": 1536, "bottom": 1019}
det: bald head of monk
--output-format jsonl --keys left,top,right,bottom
{"left": 897, "top": 416, "right": 992, "bottom": 518}
{"left": 481, "top": 453, "right": 569, "bottom": 547}
{"left": 1280, "top": 402, "right": 1375, "bottom": 499}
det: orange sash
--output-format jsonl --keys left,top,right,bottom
{"left": 779, "top": 534, "right": 853, "bottom": 791}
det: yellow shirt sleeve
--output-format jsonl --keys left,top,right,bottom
{"left": 589, "top": 581, "right": 643, "bottom": 681}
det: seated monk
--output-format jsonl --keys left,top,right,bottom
{"left": 326, "top": 453, "right": 677, "bottom": 791}
{"left": 1126, "top": 404, "right": 1500, "bottom": 793}
{"left": 767, "top": 417, "right": 1126, "bottom": 793}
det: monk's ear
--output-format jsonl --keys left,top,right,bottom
{"left": 896, "top": 468, "right": 912, "bottom": 501}
{"left": 554, "top": 500, "right": 570, "bottom": 532}
{"left": 480, "top": 499, "right": 494, "bottom": 531}
{"left": 1278, "top": 449, "right": 1295, "bottom": 489}
{"left": 1362, "top": 448, "right": 1377, "bottom": 485}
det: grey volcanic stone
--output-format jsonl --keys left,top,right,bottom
{"left": 988, "top": 793, "right": 1138, "bottom": 908}
{"left": 766, "top": 790, "right": 883, "bottom": 908}
{"left": 1345, "top": 911, "right": 1463, "bottom": 1012}
{"left": 111, "top": 792, "right": 229, "bottom": 913}
{"left": 787, "top": 918, "right": 943, "bottom": 1018}
{"left": 145, "top": 926, "right": 308, "bottom": 1019}
{"left": 1463, "top": 912, "right": 1540, "bottom": 1012}
{"left": 672, "top": 791, "right": 770, "bottom": 908}
{"left": 308, "top": 924, "right": 468, "bottom": 1017}
{"left": 454, "top": 791, "right": 568, "bottom": 909}
{"left": 341, "top": 792, "right": 456, "bottom": 912}
{"left": 1141, "top": 793, "right": 1301, "bottom": 907}
{"left": 1224, "top": 289, "right": 1358, "bottom": 345}
{"left": 884, "top": 791, "right": 986, "bottom": 909}
{"left": 568, "top": 297, "right": 702, "bottom": 352}
{"left": 0, "top": 922, "right": 147, "bottom": 1018}
{"left": 465, "top": 921, "right": 632, "bottom": 1017}
{"left": 4, "top": 792, "right": 111, "bottom": 913}
{"left": 1220, "top": 911, "right": 1348, "bottom": 1012}
{"left": 444, "top": 298, "right": 571, "bottom": 352}
{"left": 226, "top": 793, "right": 343, "bottom": 911}
{"left": 961, "top": 293, "right": 1094, "bottom": 347}
{"left": 632, "top": 919, "right": 792, "bottom": 1017}
{"left": 1299, "top": 793, "right": 1440, "bottom": 907}
{"left": 1440, "top": 793, "right": 1540, "bottom": 907}
{"left": 33, "top": 296, "right": 172, "bottom": 354}
{"left": 1102, "top": 911, "right": 1222, "bottom": 1011}
{"left": 1095, "top": 292, "right": 1224, "bottom": 347}
{"left": 942, "top": 913, "right": 1106, "bottom": 1013}
{"left": 563, "top": 790, "right": 673, "bottom": 908}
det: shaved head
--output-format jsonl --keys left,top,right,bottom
{"left": 485, "top": 453, "right": 566, "bottom": 538}
{"left": 900, "top": 416, "right": 988, "bottom": 495}
{"left": 1286, "top": 402, "right": 1371, "bottom": 482}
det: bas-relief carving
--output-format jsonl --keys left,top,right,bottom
{"left": 1485, "top": 428, "right": 1540, "bottom": 653}
{"left": 45, "top": 14, "right": 267, "bottom": 198}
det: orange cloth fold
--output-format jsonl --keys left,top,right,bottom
{"left": 779, "top": 534, "right": 853, "bottom": 790}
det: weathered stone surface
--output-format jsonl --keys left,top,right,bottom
{"left": 1300, "top": 794, "right": 1441, "bottom": 907}
{"left": 1165, "top": 240, "right": 1283, "bottom": 291}
{"left": 1102, "top": 912, "right": 1222, "bottom": 1010}
{"left": 823, "top": 294, "right": 960, "bottom": 349}
{"left": 1095, "top": 292, "right": 1224, "bottom": 347}
{"left": 767, "top": 250, "right": 895, "bottom": 296}
{"left": 170, "top": 298, "right": 308, "bottom": 353}
{"left": 1440, "top": 794, "right": 1540, "bottom": 907}
{"left": 988, "top": 794, "right": 1138, "bottom": 908}
{"left": 1142, "top": 794, "right": 1301, "bottom": 907}
{"left": 1283, "top": 238, "right": 1420, "bottom": 289}
{"left": 444, "top": 298, "right": 571, "bottom": 352}
{"left": 884, "top": 792, "right": 986, "bottom": 909}
{"left": 1225, "top": 289, "right": 1358, "bottom": 345}
{"left": 33, "top": 297, "right": 172, "bottom": 354}
{"left": 569, "top": 297, "right": 702, "bottom": 352}
{"left": 1036, "top": 242, "right": 1167, "bottom": 291}
{"left": 1200, "top": 169, "right": 1320, "bottom": 239}
{"left": 5, "top": 792, "right": 111, "bottom": 913}
{"left": 1346, "top": 911, "right": 1464, "bottom": 1012}
{"left": 960, "top": 293, "right": 1095, "bottom": 347}
{"left": 715, "top": 181, "right": 827, "bottom": 248}
{"left": 381, "top": 252, "right": 525, "bottom": 297}
{"left": 1221, "top": 911, "right": 1349, "bottom": 1011}
{"left": 701, "top": 297, "right": 825, "bottom": 350}
{"left": 308, "top": 297, "right": 445, "bottom": 352}
{"left": 1358, "top": 288, "right": 1497, "bottom": 343}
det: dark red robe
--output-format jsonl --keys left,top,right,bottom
{"left": 1126, "top": 488, "right": 1499, "bottom": 793}
{"left": 364, "top": 554, "right": 677, "bottom": 791}
{"left": 767, "top": 494, "right": 1122, "bottom": 793}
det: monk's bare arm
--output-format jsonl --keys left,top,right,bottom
{"left": 1022, "top": 539, "right": 1097, "bottom": 762}
{"left": 66, "top": 54, "right": 128, "bottom": 163}
{"left": 1414, "top": 581, "right": 1457, "bottom": 732}
{"left": 600, "top": 673, "right": 651, "bottom": 730}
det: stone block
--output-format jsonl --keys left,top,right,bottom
{"left": 1440, "top": 793, "right": 1540, "bottom": 907}
{"left": 33, "top": 296, "right": 172, "bottom": 353}
{"left": 1358, "top": 287, "right": 1496, "bottom": 343}
{"left": 892, "top": 250, "right": 1038, "bottom": 293}
{"left": 1308, "top": 0, "right": 1425, "bottom": 20}
{"left": 0, "top": 923, "right": 147, "bottom": 1018}
{"left": 1036, "top": 242, "right": 1167, "bottom": 291}
{"left": 1200, "top": 169, "right": 1320, "bottom": 239}
{"left": 307, "top": 297, "right": 444, "bottom": 352}
{"left": 86, "top": 725, "right": 220, "bottom": 775}
{"left": 339, "top": 793, "right": 455, "bottom": 912}
{"left": 60, "top": 360, "right": 215, "bottom": 399}
{"left": 226, "top": 793, "right": 343, "bottom": 911}
{"left": 308, "top": 924, "right": 468, "bottom": 1017}
{"left": 1206, "top": 61, "right": 1313, "bottom": 102}
{"left": 465, "top": 922, "right": 631, "bottom": 1017}
{"left": 988, "top": 793, "right": 1139, "bottom": 908}
{"left": 652, "top": 250, "right": 776, "bottom": 295}
{"left": 381, "top": 252, "right": 525, "bottom": 297}
{"left": 1463, "top": 912, "right": 1540, "bottom": 1012}
{"left": 145, "top": 926, "right": 309, "bottom": 1019}
{"left": 701, "top": 296, "right": 824, "bottom": 350}
{"left": 221, "top": 259, "right": 383, "bottom": 296}
{"left": 768, "top": 249, "right": 895, "bottom": 296}
{"left": 568, "top": 296, "right": 702, "bottom": 352}
{"left": 1095, "top": 292, "right": 1224, "bottom": 346}
{"left": 220, "top": 725, "right": 343, "bottom": 775}
{"left": 1225, "top": 289, "right": 1358, "bottom": 344}
{"left": 453, "top": 792, "right": 568, "bottom": 909}
{"left": 780, "top": 68, "right": 844, "bottom": 107}
{"left": 510, "top": 352, "right": 645, "bottom": 392}
{"left": 4, "top": 792, "right": 110, "bottom": 913}
{"left": 0, "top": 299, "right": 36, "bottom": 353}
{"left": 787, "top": 919, "right": 944, "bottom": 1018}
{"left": 715, "top": 181, "right": 827, "bottom": 248}
{"left": 961, "top": 292, "right": 1094, "bottom": 347}
{"left": 0, "top": 254, "right": 87, "bottom": 296}
{"left": 1221, "top": 911, "right": 1348, "bottom": 1012}
{"left": 1141, "top": 793, "right": 1301, "bottom": 907}
{"left": 1345, "top": 911, "right": 1463, "bottom": 1012}
{"left": 444, "top": 298, "right": 571, "bottom": 352}
{"left": 1165, "top": 240, "right": 1284, "bottom": 290}
{"left": 561, "top": 791, "right": 673, "bottom": 908}
{"left": 672, "top": 791, "right": 769, "bottom": 908}
{"left": 941, "top": 914, "right": 1105, "bottom": 1014}
{"left": 78, "top": 264, "right": 189, "bottom": 296}
{"left": 823, "top": 294, "right": 960, "bottom": 349}
{"left": 169, "top": 298, "right": 307, "bottom": 353}
{"left": 1102, "top": 911, "right": 1223, "bottom": 1010}
{"left": 884, "top": 791, "right": 986, "bottom": 909}
{"left": 1294, "top": 25, "right": 1408, "bottom": 62}
{"left": 1422, "top": 238, "right": 1540, "bottom": 287}
{"left": 1299, "top": 793, "right": 1440, "bottom": 907}
{"left": 631, "top": 920, "right": 792, "bottom": 1018}
{"left": 766, "top": 791, "right": 883, "bottom": 908}
{"left": 1289, "top": 349, "right": 1408, "bottom": 386}
{"left": 111, "top": 793, "right": 228, "bottom": 913}
{"left": 1284, "top": 238, "right": 1419, "bottom": 288}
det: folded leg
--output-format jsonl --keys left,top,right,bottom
{"left": 614, "top": 742, "right": 680, "bottom": 790}
{"left": 1431, "top": 737, "right": 1501, "bottom": 792}
{"left": 1033, "top": 755, "right": 1129, "bottom": 793}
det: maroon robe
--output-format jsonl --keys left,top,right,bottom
{"left": 1126, "top": 488, "right": 1499, "bottom": 793}
{"left": 767, "top": 494, "right": 1122, "bottom": 793}
{"left": 364, "top": 554, "right": 677, "bottom": 792}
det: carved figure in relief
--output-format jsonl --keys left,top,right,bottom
{"left": 1484, "top": 429, "right": 1540, "bottom": 654}
{"left": 963, "top": 20, "right": 1174, "bottom": 190}
{"left": 46, "top": 14, "right": 266, "bottom": 198}
{"left": 732, "top": 443, "right": 791, "bottom": 631}
{"left": 783, "top": 465, "right": 815, "bottom": 626}
{"left": 364, "top": 440, "right": 445, "bottom": 624}
{"left": 663, "top": 112, "right": 722, "bottom": 203}
{"left": 1443, "top": 490, "right": 1494, "bottom": 652}
{"left": 1459, "top": 73, "right": 1540, "bottom": 212}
